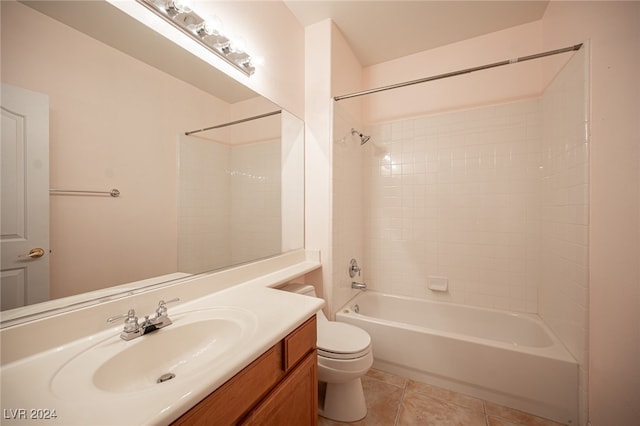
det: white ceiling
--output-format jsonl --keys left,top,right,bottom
{"left": 284, "top": 1, "right": 549, "bottom": 66}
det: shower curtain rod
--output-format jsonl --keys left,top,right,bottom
{"left": 334, "top": 44, "right": 583, "bottom": 101}
{"left": 185, "top": 110, "right": 282, "bottom": 136}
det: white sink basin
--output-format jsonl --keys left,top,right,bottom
{"left": 51, "top": 308, "right": 257, "bottom": 398}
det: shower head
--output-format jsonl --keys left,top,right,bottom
{"left": 351, "top": 128, "right": 371, "bottom": 145}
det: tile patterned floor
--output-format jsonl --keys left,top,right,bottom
{"left": 318, "top": 369, "right": 566, "bottom": 426}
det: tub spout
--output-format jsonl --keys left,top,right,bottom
{"left": 351, "top": 281, "right": 367, "bottom": 291}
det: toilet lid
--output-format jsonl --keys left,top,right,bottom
{"left": 317, "top": 321, "right": 371, "bottom": 359}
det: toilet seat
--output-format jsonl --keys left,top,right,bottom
{"left": 318, "top": 347, "right": 371, "bottom": 360}
{"left": 317, "top": 321, "right": 371, "bottom": 360}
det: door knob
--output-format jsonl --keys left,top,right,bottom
{"left": 19, "top": 248, "right": 45, "bottom": 259}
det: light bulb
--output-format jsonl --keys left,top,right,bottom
{"left": 241, "top": 58, "right": 252, "bottom": 67}
{"left": 196, "top": 17, "right": 222, "bottom": 37}
{"left": 227, "top": 35, "right": 247, "bottom": 53}
{"left": 214, "top": 40, "right": 231, "bottom": 55}
{"left": 169, "top": 0, "right": 191, "bottom": 14}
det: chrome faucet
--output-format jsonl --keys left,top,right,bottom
{"left": 349, "top": 259, "right": 366, "bottom": 290}
{"left": 107, "top": 298, "right": 180, "bottom": 341}
{"left": 351, "top": 281, "right": 367, "bottom": 291}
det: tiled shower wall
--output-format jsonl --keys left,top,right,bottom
{"left": 178, "top": 136, "right": 231, "bottom": 273}
{"left": 230, "top": 140, "right": 282, "bottom": 264}
{"left": 178, "top": 137, "right": 281, "bottom": 273}
{"left": 363, "top": 100, "right": 543, "bottom": 312}
{"left": 361, "top": 57, "right": 588, "bottom": 316}
{"left": 355, "top": 48, "right": 588, "bottom": 423}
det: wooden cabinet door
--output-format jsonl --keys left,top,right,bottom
{"left": 242, "top": 350, "right": 317, "bottom": 426}
{"left": 172, "top": 344, "right": 285, "bottom": 426}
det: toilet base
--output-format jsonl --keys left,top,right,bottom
{"left": 318, "top": 378, "right": 367, "bottom": 422}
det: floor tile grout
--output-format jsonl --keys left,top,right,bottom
{"left": 393, "top": 378, "right": 408, "bottom": 426}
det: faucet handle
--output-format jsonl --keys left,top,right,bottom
{"left": 156, "top": 298, "right": 180, "bottom": 318}
{"left": 107, "top": 308, "right": 134, "bottom": 323}
{"left": 107, "top": 309, "right": 139, "bottom": 333}
{"left": 349, "top": 259, "right": 361, "bottom": 278}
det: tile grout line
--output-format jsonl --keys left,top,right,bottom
{"left": 393, "top": 378, "right": 409, "bottom": 426}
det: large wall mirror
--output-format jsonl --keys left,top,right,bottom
{"left": 0, "top": 1, "right": 304, "bottom": 325}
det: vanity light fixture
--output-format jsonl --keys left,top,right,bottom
{"left": 137, "top": 0, "right": 256, "bottom": 76}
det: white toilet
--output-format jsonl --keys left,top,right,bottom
{"left": 280, "top": 283, "right": 373, "bottom": 422}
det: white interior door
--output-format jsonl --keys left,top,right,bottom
{"left": 1, "top": 83, "right": 50, "bottom": 310}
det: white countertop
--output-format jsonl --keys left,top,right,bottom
{"left": 0, "top": 258, "right": 323, "bottom": 425}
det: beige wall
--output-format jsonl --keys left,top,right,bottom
{"left": 540, "top": 2, "right": 640, "bottom": 424}
{"left": 362, "top": 20, "right": 545, "bottom": 122}
{"left": 330, "top": 25, "right": 366, "bottom": 316}
{"left": 304, "top": 20, "right": 333, "bottom": 310}
{"left": 304, "top": 20, "right": 368, "bottom": 317}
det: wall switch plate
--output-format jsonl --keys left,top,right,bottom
{"left": 428, "top": 276, "right": 448, "bottom": 292}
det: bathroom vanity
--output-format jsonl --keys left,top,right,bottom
{"left": 174, "top": 316, "right": 317, "bottom": 425}
{"left": 0, "top": 251, "right": 323, "bottom": 425}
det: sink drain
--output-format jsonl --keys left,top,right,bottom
{"left": 157, "top": 373, "right": 176, "bottom": 383}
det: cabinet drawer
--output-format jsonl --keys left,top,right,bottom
{"left": 283, "top": 315, "right": 316, "bottom": 371}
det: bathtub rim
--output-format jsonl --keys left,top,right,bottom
{"left": 337, "top": 290, "right": 577, "bottom": 364}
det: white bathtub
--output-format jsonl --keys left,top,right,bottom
{"left": 336, "top": 291, "right": 578, "bottom": 425}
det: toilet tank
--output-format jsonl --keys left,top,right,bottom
{"left": 278, "top": 283, "right": 317, "bottom": 297}
{"left": 278, "top": 283, "right": 330, "bottom": 323}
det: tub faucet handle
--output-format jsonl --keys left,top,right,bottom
{"left": 349, "top": 258, "right": 361, "bottom": 278}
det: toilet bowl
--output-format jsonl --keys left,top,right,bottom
{"left": 279, "top": 283, "right": 373, "bottom": 422}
